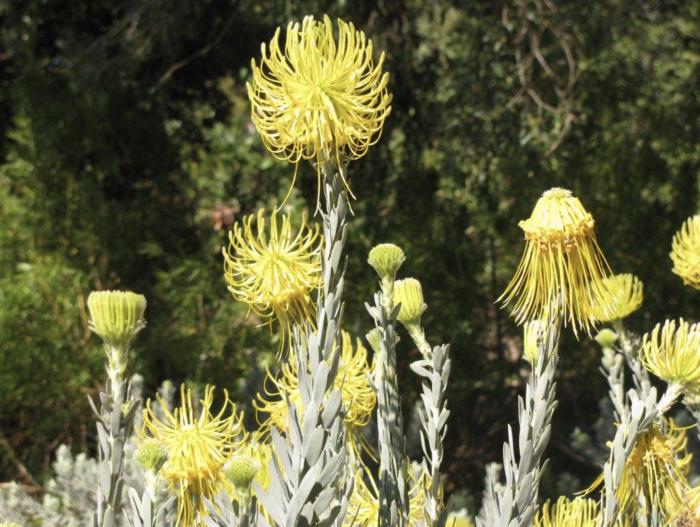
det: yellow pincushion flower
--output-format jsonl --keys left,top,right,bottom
{"left": 141, "top": 385, "right": 246, "bottom": 526}
{"left": 640, "top": 319, "right": 700, "bottom": 396}
{"left": 591, "top": 273, "right": 643, "bottom": 322}
{"left": 256, "top": 331, "right": 376, "bottom": 438}
{"left": 223, "top": 209, "right": 321, "bottom": 345}
{"left": 585, "top": 420, "right": 691, "bottom": 520}
{"left": 343, "top": 468, "right": 433, "bottom": 526}
{"left": 247, "top": 15, "right": 392, "bottom": 201}
{"left": 671, "top": 215, "right": 700, "bottom": 290}
{"left": 498, "top": 187, "right": 612, "bottom": 335}
{"left": 534, "top": 497, "right": 599, "bottom": 527}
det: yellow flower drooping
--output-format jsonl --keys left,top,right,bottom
{"left": 223, "top": 209, "right": 322, "bottom": 346}
{"left": 585, "top": 420, "right": 691, "bottom": 521}
{"left": 343, "top": 468, "right": 433, "bottom": 527}
{"left": 671, "top": 215, "right": 700, "bottom": 290}
{"left": 141, "top": 385, "right": 246, "bottom": 526}
{"left": 498, "top": 187, "right": 612, "bottom": 335}
{"left": 255, "top": 331, "right": 376, "bottom": 451}
{"left": 247, "top": 15, "right": 392, "bottom": 202}
{"left": 591, "top": 273, "right": 643, "bottom": 322}
{"left": 640, "top": 319, "right": 700, "bottom": 397}
{"left": 534, "top": 497, "right": 599, "bottom": 527}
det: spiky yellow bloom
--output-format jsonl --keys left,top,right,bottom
{"left": 142, "top": 385, "right": 245, "bottom": 526}
{"left": 586, "top": 421, "right": 691, "bottom": 519}
{"left": 671, "top": 215, "right": 700, "bottom": 290}
{"left": 343, "top": 468, "right": 432, "bottom": 526}
{"left": 223, "top": 209, "right": 322, "bottom": 345}
{"left": 640, "top": 319, "right": 700, "bottom": 396}
{"left": 591, "top": 273, "right": 643, "bottom": 322}
{"left": 534, "top": 497, "right": 599, "bottom": 527}
{"left": 498, "top": 188, "right": 612, "bottom": 335}
{"left": 247, "top": 15, "right": 392, "bottom": 201}
{"left": 666, "top": 485, "right": 700, "bottom": 526}
{"left": 255, "top": 331, "right": 376, "bottom": 450}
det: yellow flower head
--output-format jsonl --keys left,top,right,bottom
{"left": 534, "top": 497, "right": 599, "bottom": 527}
{"left": 640, "top": 319, "right": 700, "bottom": 396}
{"left": 255, "top": 331, "right": 376, "bottom": 451}
{"left": 591, "top": 273, "right": 643, "bottom": 322}
{"left": 247, "top": 15, "right": 392, "bottom": 202}
{"left": 141, "top": 385, "right": 245, "bottom": 526}
{"left": 87, "top": 290, "right": 146, "bottom": 348}
{"left": 498, "top": 187, "right": 612, "bottom": 336}
{"left": 585, "top": 420, "right": 692, "bottom": 519}
{"left": 223, "top": 209, "right": 322, "bottom": 346}
{"left": 671, "top": 215, "right": 700, "bottom": 290}
{"left": 666, "top": 486, "right": 700, "bottom": 526}
{"left": 343, "top": 467, "right": 434, "bottom": 526}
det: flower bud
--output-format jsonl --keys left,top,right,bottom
{"left": 136, "top": 439, "right": 168, "bottom": 473}
{"left": 365, "top": 328, "right": 382, "bottom": 354}
{"left": 87, "top": 290, "right": 147, "bottom": 348}
{"left": 393, "top": 278, "right": 426, "bottom": 326}
{"left": 225, "top": 455, "right": 259, "bottom": 490}
{"left": 594, "top": 328, "right": 618, "bottom": 348}
{"left": 368, "top": 243, "right": 405, "bottom": 281}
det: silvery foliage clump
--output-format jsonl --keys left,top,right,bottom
{"left": 410, "top": 343, "right": 451, "bottom": 527}
{"left": 254, "top": 166, "right": 352, "bottom": 527}
{"left": 477, "top": 324, "right": 560, "bottom": 527}
{"left": 0, "top": 438, "right": 141, "bottom": 527}
{"left": 596, "top": 324, "right": 682, "bottom": 527}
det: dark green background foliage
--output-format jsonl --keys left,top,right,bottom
{"left": 1, "top": 0, "right": 700, "bottom": 502}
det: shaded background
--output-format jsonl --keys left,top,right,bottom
{"left": 1, "top": 0, "right": 700, "bottom": 507}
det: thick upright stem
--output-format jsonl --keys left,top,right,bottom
{"left": 477, "top": 323, "right": 560, "bottom": 527}
{"left": 255, "top": 163, "right": 353, "bottom": 527}
{"left": 370, "top": 285, "right": 410, "bottom": 527}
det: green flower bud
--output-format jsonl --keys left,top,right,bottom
{"left": 225, "top": 455, "right": 259, "bottom": 490}
{"left": 368, "top": 243, "right": 405, "bottom": 280}
{"left": 87, "top": 290, "right": 147, "bottom": 348}
{"left": 136, "top": 439, "right": 167, "bottom": 473}
{"left": 393, "top": 278, "right": 426, "bottom": 326}
{"left": 594, "top": 328, "right": 618, "bottom": 348}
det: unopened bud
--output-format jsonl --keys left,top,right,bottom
{"left": 368, "top": 243, "right": 405, "bottom": 281}
{"left": 595, "top": 328, "right": 618, "bottom": 348}
{"left": 87, "top": 290, "right": 147, "bottom": 348}
{"left": 225, "top": 455, "right": 259, "bottom": 489}
{"left": 136, "top": 439, "right": 167, "bottom": 473}
{"left": 393, "top": 278, "right": 426, "bottom": 326}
